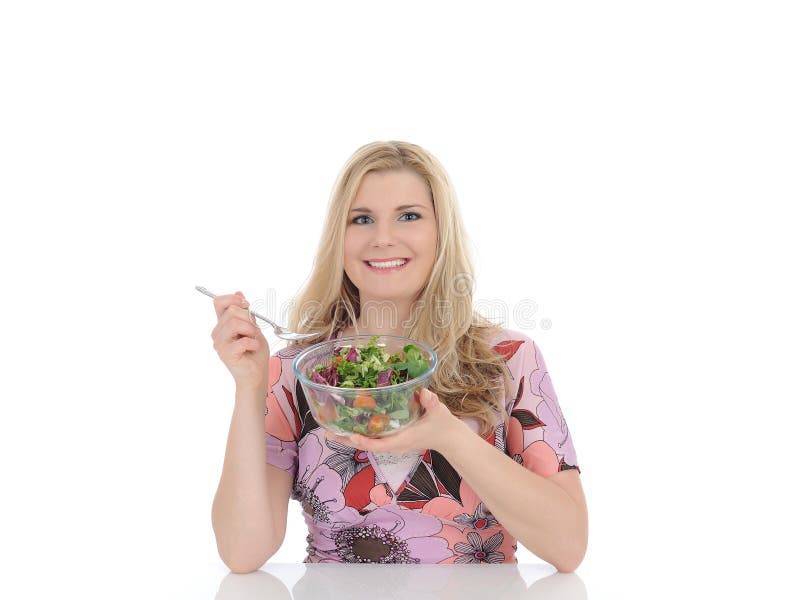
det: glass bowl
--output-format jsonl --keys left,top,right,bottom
{"left": 292, "top": 334, "right": 438, "bottom": 438}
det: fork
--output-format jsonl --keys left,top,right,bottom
{"left": 195, "top": 285, "right": 322, "bottom": 341}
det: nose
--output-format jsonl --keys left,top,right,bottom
{"left": 369, "top": 220, "right": 396, "bottom": 247}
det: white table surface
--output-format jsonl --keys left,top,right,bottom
{"left": 211, "top": 563, "right": 586, "bottom": 600}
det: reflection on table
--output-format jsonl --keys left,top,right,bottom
{"left": 215, "top": 563, "right": 587, "bottom": 600}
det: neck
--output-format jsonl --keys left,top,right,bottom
{"left": 348, "top": 298, "right": 415, "bottom": 337}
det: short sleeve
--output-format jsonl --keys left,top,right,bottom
{"left": 264, "top": 348, "right": 302, "bottom": 481}
{"left": 503, "top": 332, "right": 581, "bottom": 477}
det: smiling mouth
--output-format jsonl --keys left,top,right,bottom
{"left": 363, "top": 258, "right": 410, "bottom": 271}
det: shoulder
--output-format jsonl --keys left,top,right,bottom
{"left": 485, "top": 326, "right": 537, "bottom": 366}
{"left": 275, "top": 342, "right": 306, "bottom": 362}
{"left": 269, "top": 343, "right": 308, "bottom": 391}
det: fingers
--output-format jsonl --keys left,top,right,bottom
{"left": 324, "top": 430, "right": 356, "bottom": 446}
{"left": 212, "top": 291, "right": 258, "bottom": 334}
{"left": 324, "top": 430, "right": 371, "bottom": 450}
{"left": 211, "top": 289, "right": 264, "bottom": 354}
{"left": 212, "top": 315, "right": 260, "bottom": 347}
{"left": 213, "top": 291, "right": 249, "bottom": 320}
{"left": 216, "top": 303, "right": 258, "bottom": 329}
{"left": 323, "top": 429, "right": 403, "bottom": 454}
{"left": 216, "top": 330, "right": 263, "bottom": 362}
{"left": 229, "top": 336, "right": 260, "bottom": 360}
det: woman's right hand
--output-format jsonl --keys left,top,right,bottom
{"left": 211, "top": 291, "right": 271, "bottom": 391}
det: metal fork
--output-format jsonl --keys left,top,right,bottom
{"left": 195, "top": 285, "right": 322, "bottom": 341}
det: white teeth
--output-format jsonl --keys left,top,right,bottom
{"left": 367, "top": 259, "right": 408, "bottom": 269}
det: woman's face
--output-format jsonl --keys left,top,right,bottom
{"left": 343, "top": 169, "right": 437, "bottom": 306}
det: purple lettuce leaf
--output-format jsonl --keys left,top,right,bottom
{"left": 377, "top": 369, "right": 394, "bottom": 387}
{"left": 319, "top": 364, "right": 339, "bottom": 386}
{"left": 345, "top": 346, "right": 360, "bottom": 362}
{"left": 310, "top": 364, "right": 339, "bottom": 386}
{"left": 310, "top": 371, "right": 328, "bottom": 385}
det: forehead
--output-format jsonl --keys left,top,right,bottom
{"left": 352, "top": 169, "right": 432, "bottom": 208}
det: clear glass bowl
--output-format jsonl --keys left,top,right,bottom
{"left": 292, "top": 335, "right": 438, "bottom": 438}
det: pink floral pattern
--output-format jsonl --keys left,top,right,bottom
{"left": 264, "top": 327, "right": 580, "bottom": 563}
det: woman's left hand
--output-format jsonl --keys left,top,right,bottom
{"left": 323, "top": 388, "right": 464, "bottom": 455}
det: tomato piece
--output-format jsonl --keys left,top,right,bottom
{"left": 353, "top": 395, "right": 377, "bottom": 409}
{"left": 318, "top": 400, "right": 337, "bottom": 423}
{"left": 367, "top": 413, "right": 390, "bottom": 434}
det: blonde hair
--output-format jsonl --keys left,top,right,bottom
{"left": 286, "top": 140, "right": 513, "bottom": 437}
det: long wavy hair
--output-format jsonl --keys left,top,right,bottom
{"left": 286, "top": 140, "right": 513, "bottom": 436}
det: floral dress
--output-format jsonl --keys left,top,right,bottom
{"left": 264, "top": 327, "right": 581, "bottom": 564}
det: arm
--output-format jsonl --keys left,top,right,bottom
{"left": 211, "top": 384, "right": 292, "bottom": 573}
{"left": 440, "top": 419, "right": 588, "bottom": 573}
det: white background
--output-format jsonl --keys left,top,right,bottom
{"left": 2, "top": 1, "right": 799, "bottom": 598}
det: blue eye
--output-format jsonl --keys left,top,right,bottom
{"left": 350, "top": 212, "right": 421, "bottom": 225}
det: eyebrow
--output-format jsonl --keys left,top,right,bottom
{"left": 349, "top": 204, "right": 427, "bottom": 214}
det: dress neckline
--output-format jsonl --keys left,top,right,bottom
{"left": 366, "top": 449, "right": 422, "bottom": 499}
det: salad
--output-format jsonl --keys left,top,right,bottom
{"left": 306, "top": 335, "right": 430, "bottom": 435}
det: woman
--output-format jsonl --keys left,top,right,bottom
{"left": 210, "top": 141, "right": 587, "bottom": 571}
